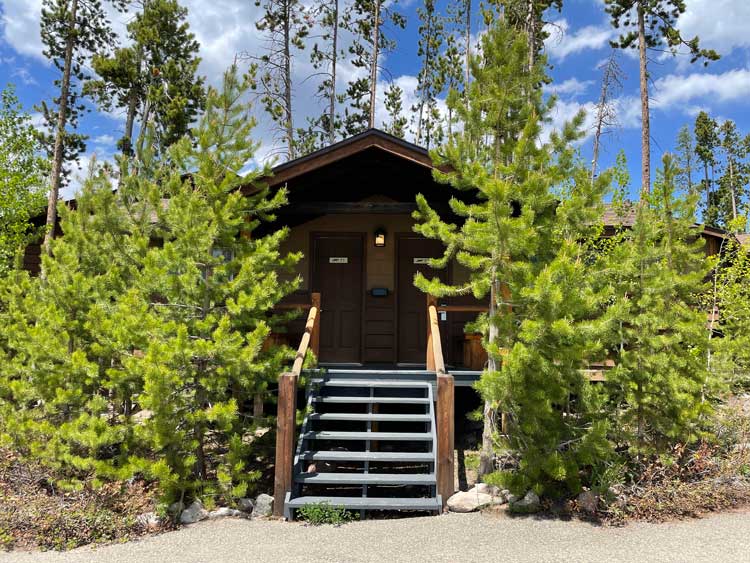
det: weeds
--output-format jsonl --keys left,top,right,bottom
{"left": 296, "top": 502, "right": 358, "bottom": 526}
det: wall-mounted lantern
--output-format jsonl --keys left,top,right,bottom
{"left": 374, "top": 227, "right": 387, "bottom": 248}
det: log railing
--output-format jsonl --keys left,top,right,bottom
{"left": 272, "top": 292, "right": 320, "bottom": 517}
{"left": 426, "top": 295, "right": 454, "bottom": 510}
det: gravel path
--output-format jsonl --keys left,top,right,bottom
{"left": 2, "top": 510, "right": 750, "bottom": 563}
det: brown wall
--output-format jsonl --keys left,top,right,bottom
{"left": 280, "top": 212, "right": 417, "bottom": 291}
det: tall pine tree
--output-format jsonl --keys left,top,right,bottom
{"left": 413, "top": 17, "right": 612, "bottom": 494}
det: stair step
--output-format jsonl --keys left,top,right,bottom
{"left": 313, "top": 396, "right": 431, "bottom": 404}
{"left": 299, "top": 450, "right": 435, "bottom": 463}
{"left": 309, "top": 413, "right": 430, "bottom": 422}
{"left": 286, "top": 495, "right": 441, "bottom": 511}
{"left": 312, "top": 379, "right": 431, "bottom": 388}
{"left": 296, "top": 472, "right": 436, "bottom": 485}
{"left": 303, "top": 431, "right": 433, "bottom": 442}
{"left": 321, "top": 369, "right": 437, "bottom": 376}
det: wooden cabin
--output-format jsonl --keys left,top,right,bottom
{"left": 22, "top": 128, "right": 736, "bottom": 519}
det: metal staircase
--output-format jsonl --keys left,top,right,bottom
{"left": 283, "top": 369, "right": 443, "bottom": 519}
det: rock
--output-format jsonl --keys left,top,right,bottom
{"left": 168, "top": 501, "right": 184, "bottom": 516}
{"left": 208, "top": 507, "right": 248, "bottom": 520}
{"left": 509, "top": 490, "right": 541, "bottom": 514}
{"left": 136, "top": 512, "right": 162, "bottom": 531}
{"left": 576, "top": 491, "right": 599, "bottom": 514}
{"left": 237, "top": 498, "right": 255, "bottom": 514}
{"left": 447, "top": 488, "right": 493, "bottom": 513}
{"left": 180, "top": 500, "right": 209, "bottom": 524}
{"left": 253, "top": 494, "right": 274, "bottom": 518}
{"left": 474, "top": 483, "right": 502, "bottom": 497}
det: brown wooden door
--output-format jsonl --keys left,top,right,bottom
{"left": 312, "top": 234, "right": 364, "bottom": 364}
{"left": 397, "top": 236, "right": 448, "bottom": 364}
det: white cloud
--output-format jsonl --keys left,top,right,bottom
{"left": 651, "top": 67, "right": 750, "bottom": 109}
{"left": 544, "top": 19, "right": 613, "bottom": 60}
{"left": 93, "top": 134, "right": 115, "bottom": 146}
{"left": 677, "top": 0, "right": 750, "bottom": 56}
{"left": 546, "top": 77, "right": 594, "bottom": 97}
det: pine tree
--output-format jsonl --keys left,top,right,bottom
{"left": 341, "top": 0, "right": 406, "bottom": 135}
{"left": 413, "top": 0, "right": 445, "bottom": 148}
{"left": 37, "top": 0, "right": 124, "bottom": 255}
{"left": 695, "top": 110, "right": 719, "bottom": 226}
{"left": 716, "top": 120, "right": 750, "bottom": 227}
{"left": 85, "top": 0, "right": 206, "bottom": 156}
{"left": 413, "top": 19, "right": 612, "bottom": 495}
{"left": 0, "top": 66, "right": 301, "bottom": 502}
{"left": 675, "top": 124, "right": 696, "bottom": 195}
{"left": 253, "top": 0, "right": 310, "bottom": 159}
{"left": 0, "top": 86, "right": 47, "bottom": 274}
{"left": 604, "top": 0, "right": 719, "bottom": 196}
{"left": 382, "top": 83, "right": 407, "bottom": 138}
{"left": 309, "top": 0, "right": 343, "bottom": 146}
{"left": 497, "top": 0, "right": 562, "bottom": 67}
{"left": 595, "top": 153, "right": 713, "bottom": 455}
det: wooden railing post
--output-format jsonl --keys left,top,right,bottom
{"left": 436, "top": 373, "right": 455, "bottom": 510}
{"left": 273, "top": 372, "right": 298, "bottom": 517}
{"left": 426, "top": 295, "right": 436, "bottom": 371}
{"left": 311, "top": 292, "right": 321, "bottom": 359}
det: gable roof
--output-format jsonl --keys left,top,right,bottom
{"left": 261, "top": 128, "right": 434, "bottom": 189}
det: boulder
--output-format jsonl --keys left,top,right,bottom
{"left": 237, "top": 498, "right": 255, "bottom": 514}
{"left": 509, "top": 490, "right": 541, "bottom": 514}
{"left": 180, "top": 500, "right": 209, "bottom": 524}
{"left": 474, "top": 483, "right": 502, "bottom": 497}
{"left": 447, "top": 487, "right": 493, "bottom": 513}
{"left": 208, "top": 507, "right": 248, "bottom": 520}
{"left": 576, "top": 491, "right": 599, "bottom": 514}
{"left": 136, "top": 512, "right": 163, "bottom": 531}
{"left": 168, "top": 501, "right": 184, "bottom": 516}
{"left": 253, "top": 494, "right": 274, "bottom": 518}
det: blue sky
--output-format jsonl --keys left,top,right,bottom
{"left": 2, "top": 0, "right": 750, "bottom": 200}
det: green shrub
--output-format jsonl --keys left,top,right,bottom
{"left": 296, "top": 502, "right": 357, "bottom": 526}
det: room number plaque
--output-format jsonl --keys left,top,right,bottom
{"left": 329, "top": 257, "right": 349, "bottom": 264}
{"left": 413, "top": 257, "right": 431, "bottom": 264}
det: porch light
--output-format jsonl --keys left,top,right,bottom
{"left": 374, "top": 227, "right": 387, "bottom": 247}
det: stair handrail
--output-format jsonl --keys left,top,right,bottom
{"left": 291, "top": 292, "right": 321, "bottom": 375}
{"left": 273, "top": 292, "right": 321, "bottom": 517}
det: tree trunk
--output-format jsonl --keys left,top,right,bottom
{"left": 284, "top": 0, "right": 295, "bottom": 158}
{"left": 464, "top": 0, "right": 471, "bottom": 89}
{"left": 368, "top": 0, "right": 380, "bottom": 129}
{"left": 122, "top": 87, "right": 139, "bottom": 157}
{"left": 328, "top": 0, "right": 339, "bottom": 145}
{"left": 478, "top": 276, "right": 498, "bottom": 478}
{"left": 637, "top": 3, "right": 651, "bottom": 196}
{"left": 729, "top": 159, "right": 738, "bottom": 220}
{"left": 526, "top": 0, "right": 535, "bottom": 69}
{"left": 43, "top": 0, "right": 79, "bottom": 257}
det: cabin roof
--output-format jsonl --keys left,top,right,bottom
{"left": 258, "top": 128, "right": 434, "bottom": 190}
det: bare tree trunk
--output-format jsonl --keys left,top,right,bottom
{"left": 526, "top": 0, "right": 535, "bottom": 69}
{"left": 729, "top": 159, "right": 738, "bottom": 220}
{"left": 43, "top": 0, "right": 79, "bottom": 257}
{"left": 464, "top": 0, "right": 471, "bottom": 88}
{"left": 328, "top": 0, "right": 339, "bottom": 145}
{"left": 478, "top": 276, "right": 498, "bottom": 478}
{"left": 637, "top": 3, "right": 651, "bottom": 196}
{"left": 591, "top": 52, "right": 622, "bottom": 182}
{"left": 284, "top": 1, "right": 295, "bottom": 158}
{"left": 368, "top": 0, "right": 380, "bottom": 129}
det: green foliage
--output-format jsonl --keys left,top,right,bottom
{"left": 382, "top": 83, "right": 408, "bottom": 138}
{"left": 0, "top": 85, "right": 47, "bottom": 274}
{"left": 604, "top": 0, "right": 719, "bottom": 65}
{"left": 594, "top": 153, "right": 715, "bottom": 456}
{"left": 413, "top": 18, "right": 613, "bottom": 496}
{"left": 711, "top": 234, "right": 750, "bottom": 391}
{"left": 0, "top": 66, "right": 300, "bottom": 503}
{"left": 85, "top": 0, "right": 206, "bottom": 155}
{"left": 296, "top": 502, "right": 357, "bottom": 525}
